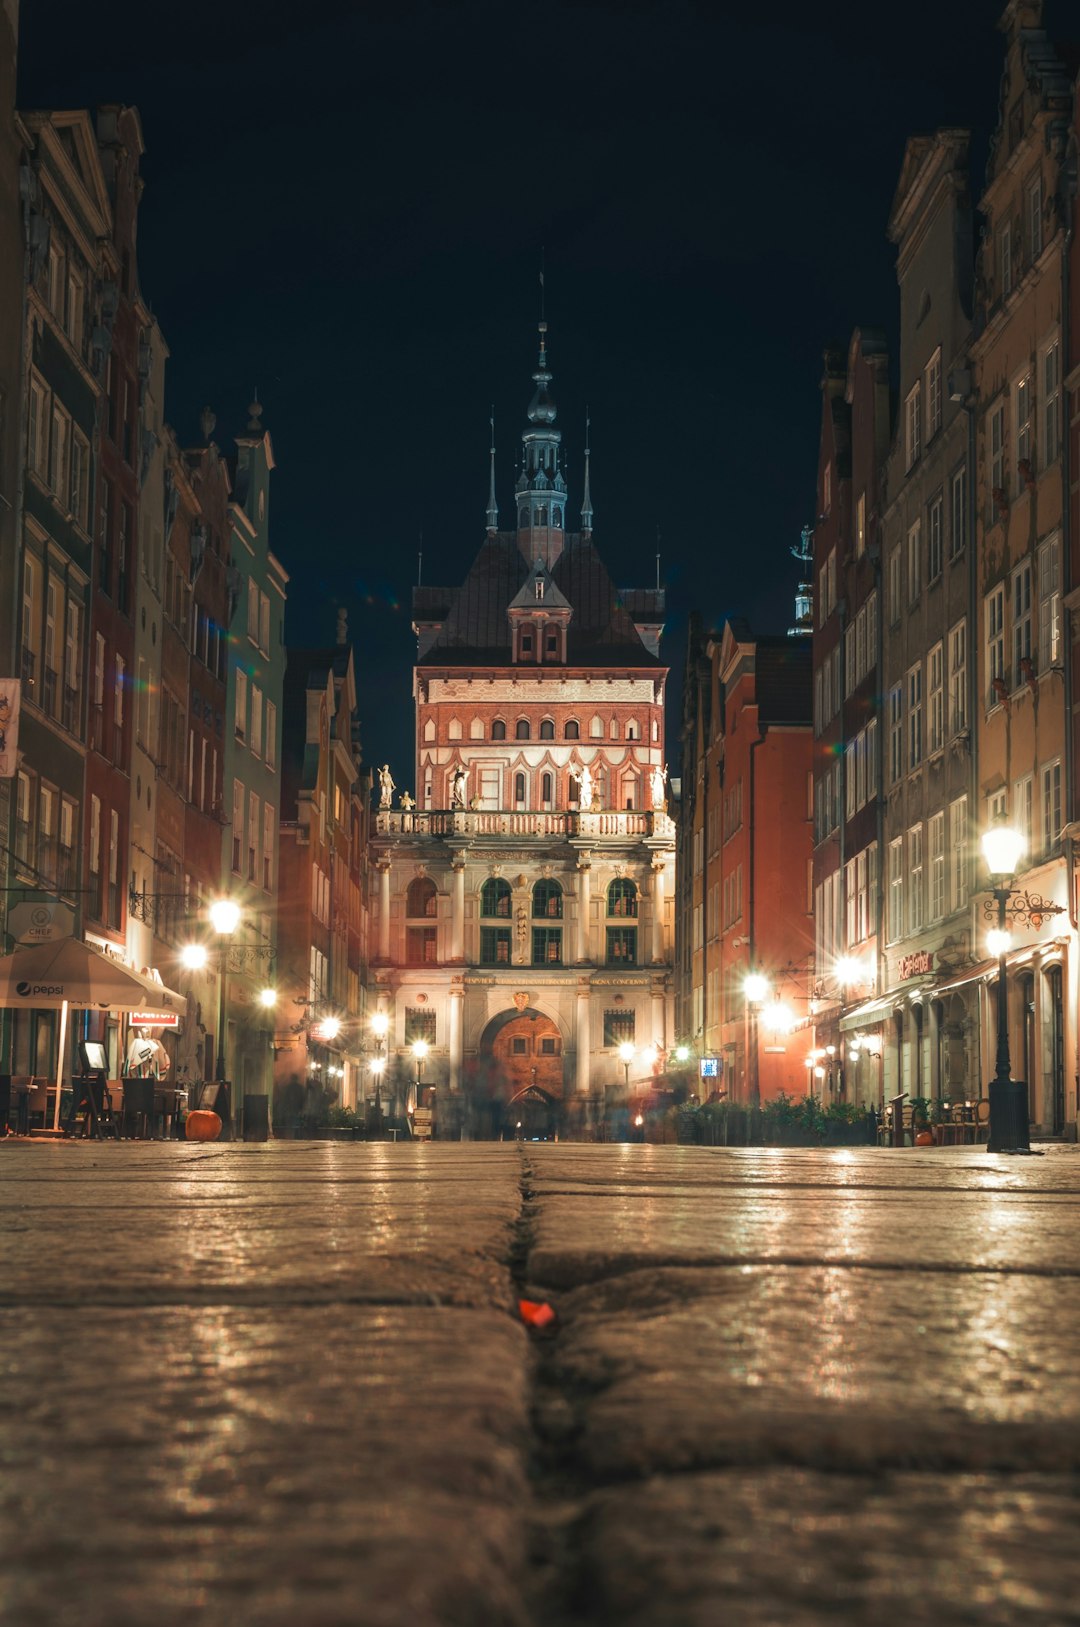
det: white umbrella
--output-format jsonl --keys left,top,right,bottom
{"left": 0, "top": 938, "right": 185, "bottom": 1130}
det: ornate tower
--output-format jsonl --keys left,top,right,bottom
{"left": 514, "top": 321, "right": 567, "bottom": 567}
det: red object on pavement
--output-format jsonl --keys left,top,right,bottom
{"left": 518, "top": 1298, "right": 556, "bottom": 1329}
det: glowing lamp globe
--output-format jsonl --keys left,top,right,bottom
{"left": 618, "top": 1042, "right": 635, "bottom": 1065}
{"left": 981, "top": 823, "right": 1025, "bottom": 881}
{"left": 181, "top": 943, "right": 208, "bottom": 971}
{"left": 209, "top": 898, "right": 241, "bottom": 935}
{"left": 317, "top": 1015, "right": 342, "bottom": 1041}
{"left": 412, "top": 1039, "right": 429, "bottom": 1061}
{"left": 674, "top": 1045, "right": 690, "bottom": 1063}
{"left": 742, "top": 972, "right": 769, "bottom": 1004}
{"left": 986, "top": 927, "right": 1012, "bottom": 958}
{"left": 371, "top": 1011, "right": 390, "bottom": 1038}
{"left": 834, "top": 955, "right": 865, "bottom": 986}
{"left": 258, "top": 987, "right": 278, "bottom": 1008}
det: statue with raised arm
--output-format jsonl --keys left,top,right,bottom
{"left": 451, "top": 764, "right": 468, "bottom": 809}
{"left": 578, "top": 762, "right": 594, "bottom": 811}
{"left": 378, "top": 764, "right": 395, "bottom": 808}
{"left": 650, "top": 762, "right": 668, "bottom": 810}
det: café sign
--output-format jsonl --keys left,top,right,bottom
{"left": 898, "top": 950, "right": 933, "bottom": 980}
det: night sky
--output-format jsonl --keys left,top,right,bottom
{"left": 19, "top": 1, "right": 1024, "bottom": 785}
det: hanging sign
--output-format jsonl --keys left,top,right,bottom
{"left": 898, "top": 950, "right": 934, "bottom": 980}
{"left": 0, "top": 678, "right": 21, "bottom": 779}
{"left": 130, "top": 1011, "right": 180, "bottom": 1030}
{"left": 8, "top": 899, "right": 75, "bottom": 943}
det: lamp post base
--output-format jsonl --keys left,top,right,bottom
{"left": 987, "top": 1079, "right": 1030, "bottom": 1153}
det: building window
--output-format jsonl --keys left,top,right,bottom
{"left": 607, "top": 878, "right": 638, "bottom": 917}
{"left": 469, "top": 717, "right": 484, "bottom": 740}
{"left": 603, "top": 1009, "right": 636, "bottom": 1047}
{"left": 564, "top": 719, "right": 579, "bottom": 740}
{"left": 1042, "top": 760, "right": 1062, "bottom": 855}
{"left": 928, "top": 642, "right": 943, "bottom": 755}
{"left": 28, "top": 373, "right": 48, "bottom": 479}
{"left": 999, "top": 221, "right": 1012, "bottom": 299}
{"left": 406, "top": 876, "right": 438, "bottom": 918}
{"left": 904, "top": 383, "right": 921, "bottom": 469}
{"left": 266, "top": 701, "right": 277, "bottom": 771}
{"left": 480, "top": 877, "right": 511, "bottom": 917}
{"left": 491, "top": 718, "right": 506, "bottom": 740}
{"left": 532, "top": 879, "right": 562, "bottom": 918}
{"left": 844, "top": 626, "right": 855, "bottom": 698}
{"left": 406, "top": 927, "right": 438, "bottom": 966}
{"left": 235, "top": 667, "right": 248, "bottom": 740}
{"left": 929, "top": 811, "right": 945, "bottom": 922}
{"left": 986, "top": 584, "right": 1006, "bottom": 706}
{"left": 856, "top": 491, "right": 866, "bottom": 557}
{"left": 1013, "top": 372, "right": 1032, "bottom": 474}
{"left": 541, "top": 771, "right": 553, "bottom": 806}
{"left": 539, "top": 717, "right": 555, "bottom": 741}
{"left": 1028, "top": 175, "right": 1043, "bottom": 258}
{"left": 948, "top": 620, "right": 967, "bottom": 736}
{"left": 532, "top": 926, "right": 562, "bottom": 965}
{"left": 950, "top": 796, "right": 968, "bottom": 914}
{"left": 1014, "top": 774, "right": 1033, "bottom": 856}
{"left": 888, "top": 548, "right": 901, "bottom": 623}
{"left": 590, "top": 715, "right": 603, "bottom": 739}
{"left": 1042, "top": 339, "right": 1061, "bottom": 468}
{"left": 907, "top": 663, "right": 923, "bottom": 771}
{"left": 606, "top": 927, "right": 636, "bottom": 964}
{"left": 925, "top": 348, "right": 942, "bottom": 440}
{"left": 907, "top": 521, "right": 921, "bottom": 604}
{"left": 927, "top": 495, "right": 943, "bottom": 583}
{"left": 888, "top": 837, "right": 903, "bottom": 943}
{"left": 514, "top": 772, "right": 526, "bottom": 806}
{"left": 888, "top": 686, "right": 903, "bottom": 785}
{"left": 1038, "top": 534, "right": 1061, "bottom": 672}
{"left": 950, "top": 468, "right": 967, "bottom": 558}
{"left": 404, "top": 1008, "right": 436, "bottom": 1045}
{"left": 1012, "top": 560, "right": 1032, "bottom": 688}
{"left": 480, "top": 926, "right": 511, "bottom": 965}
{"left": 515, "top": 719, "right": 530, "bottom": 740}
{"left": 448, "top": 716, "right": 462, "bottom": 740}
{"left": 990, "top": 403, "right": 1005, "bottom": 500}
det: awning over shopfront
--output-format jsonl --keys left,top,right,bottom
{"left": 838, "top": 993, "right": 896, "bottom": 1033}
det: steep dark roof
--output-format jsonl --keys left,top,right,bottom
{"left": 415, "top": 531, "right": 663, "bottom": 667}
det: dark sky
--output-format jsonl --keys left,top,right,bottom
{"left": 18, "top": 0, "right": 1024, "bottom": 784}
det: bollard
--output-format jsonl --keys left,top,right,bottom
{"left": 987, "top": 1079, "right": 1030, "bottom": 1153}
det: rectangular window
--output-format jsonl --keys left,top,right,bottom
{"left": 844, "top": 625, "right": 855, "bottom": 698}
{"left": 845, "top": 740, "right": 856, "bottom": 821}
{"left": 950, "top": 467, "right": 967, "bottom": 558}
{"left": 234, "top": 666, "right": 248, "bottom": 739}
{"left": 606, "top": 927, "right": 637, "bottom": 964}
{"left": 1042, "top": 760, "right": 1062, "bottom": 855}
{"left": 866, "top": 591, "right": 877, "bottom": 668}
{"left": 1038, "top": 534, "right": 1061, "bottom": 672}
{"left": 855, "top": 604, "right": 866, "bottom": 684}
{"left": 888, "top": 837, "right": 903, "bottom": 943}
{"left": 532, "top": 926, "right": 562, "bottom": 965}
{"left": 990, "top": 402, "right": 1005, "bottom": 499}
{"left": 44, "top": 579, "right": 59, "bottom": 718}
{"left": 1013, "top": 372, "right": 1032, "bottom": 473}
{"left": 404, "top": 1008, "right": 437, "bottom": 1045}
{"left": 929, "top": 812, "right": 945, "bottom": 922}
{"left": 889, "top": 685, "right": 903, "bottom": 784}
{"left": 948, "top": 620, "right": 968, "bottom": 736}
{"left": 907, "top": 663, "right": 923, "bottom": 771}
{"left": 406, "top": 927, "right": 438, "bottom": 966}
{"left": 265, "top": 701, "right": 277, "bottom": 772}
{"left": 908, "top": 824, "right": 924, "bottom": 933}
{"left": 247, "top": 791, "right": 259, "bottom": 882}
{"left": 247, "top": 577, "right": 259, "bottom": 644}
{"left": 928, "top": 642, "right": 944, "bottom": 755}
{"left": 114, "top": 653, "right": 125, "bottom": 761}
{"left": 1028, "top": 174, "right": 1043, "bottom": 259}
{"left": 231, "top": 781, "right": 244, "bottom": 872}
{"left": 259, "top": 590, "right": 271, "bottom": 655}
{"left": 1014, "top": 774, "right": 1033, "bottom": 856}
{"left": 865, "top": 718, "right": 878, "bottom": 801}
{"left": 1012, "top": 560, "right": 1032, "bottom": 689}
{"left": 855, "top": 727, "right": 867, "bottom": 810}
{"left": 480, "top": 926, "right": 511, "bottom": 965}
{"left": 950, "top": 796, "right": 968, "bottom": 914}
{"left": 49, "top": 401, "right": 70, "bottom": 499}
{"left": 70, "top": 429, "right": 89, "bottom": 530}
{"left": 888, "top": 549, "right": 901, "bottom": 623}
{"left": 999, "top": 221, "right": 1012, "bottom": 298}
{"left": 603, "top": 1009, "right": 636, "bottom": 1047}
{"left": 29, "top": 373, "right": 48, "bottom": 478}
{"left": 927, "top": 495, "right": 943, "bottom": 583}
{"left": 905, "top": 383, "right": 921, "bottom": 469}
{"left": 1042, "top": 338, "right": 1061, "bottom": 468}
{"left": 250, "top": 686, "right": 263, "bottom": 759}
{"left": 63, "top": 597, "right": 81, "bottom": 727}
{"left": 845, "top": 856, "right": 858, "bottom": 950}
{"left": 926, "top": 348, "right": 942, "bottom": 439}
{"left": 907, "top": 521, "right": 921, "bottom": 604}
{"left": 856, "top": 492, "right": 866, "bottom": 557}
{"left": 262, "top": 803, "right": 274, "bottom": 891}
{"left": 986, "top": 584, "right": 1006, "bottom": 705}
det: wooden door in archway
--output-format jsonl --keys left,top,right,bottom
{"left": 489, "top": 1012, "right": 564, "bottom": 1101}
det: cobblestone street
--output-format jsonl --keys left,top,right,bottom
{"left": 3, "top": 1141, "right": 1080, "bottom": 1625}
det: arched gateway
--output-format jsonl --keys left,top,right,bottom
{"left": 469, "top": 1009, "right": 564, "bottom": 1140}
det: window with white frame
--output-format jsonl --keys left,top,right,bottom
{"left": 949, "top": 795, "right": 968, "bottom": 913}
{"left": 889, "top": 686, "right": 903, "bottom": 784}
{"left": 250, "top": 685, "right": 263, "bottom": 759}
{"left": 845, "top": 625, "right": 855, "bottom": 698}
{"left": 929, "top": 811, "right": 945, "bottom": 921}
{"left": 1042, "top": 760, "right": 1062, "bottom": 855}
{"left": 845, "top": 741, "right": 856, "bottom": 821}
{"left": 988, "top": 788, "right": 1007, "bottom": 826}
{"left": 49, "top": 401, "right": 70, "bottom": 499}
{"left": 1028, "top": 174, "right": 1043, "bottom": 259}
{"left": 888, "top": 548, "right": 901, "bottom": 623}
{"left": 866, "top": 591, "right": 878, "bottom": 670}
{"left": 1013, "top": 372, "right": 1032, "bottom": 474}
{"left": 907, "top": 663, "right": 923, "bottom": 771}
{"left": 907, "top": 521, "right": 921, "bottom": 604}
{"left": 948, "top": 619, "right": 967, "bottom": 736}
{"left": 1038, "top": 533, "right": 1061, "bottom": 672}
{"left": 926, "top": 348, "right": 942, "bottom": 439}
{"left": 908, "top": 824, "right": 924, "bottom": 932}
{"left": 235, "top": 666, "right": 248, "bottom": 739}
{"left": 950, "top": 467, "right": 967, "bottom": 558}
{"left": 866, "top": 718, "right": 878, "bottom": 800}
{"left": 927, "top": 495, "right": 943, "bottom": 583}
{"left": 856, "top": 492, "right": 866, "bottom": 557}
{"left": 856, "top": 846, "right": 869, "bottom": 943}
{"left": 1042, "top": 338, "right": 1061, "bottom": 468}
{"left": 845, "top": 856, "right": 858, "bottom": 950}
{"left": 855, "top": 726, "right": 867, "bottom": 809}
{"left": 888, "top": 837, "right": 903, "bottom": 942}
{"left": 928, "top": 642, "right": 944, "bottom": 754}
{"left": 986, "top": 584, "right": 1005, "bottom": 705}
{"left": 825, "top": 549, "right": 836, "bottom": 616}
{"left": 28, "top": 374, "right": 48, "bottom": 480}
{"left": 999, "top": 221, "right": 1012, "bottom": 298}
{"left": 1013, "top": 774, "right": 1033, "bottom": 855}
{"left": 904, "top": 383, "right": 921, "bottom": 470}
{"left": 855, "top": 603, "right": 866, "bottom": 683}
{"left": 1012, "top": 560, "right": 1032, "bottom": 688}
{"left": 990, "top": 402, "right": 1005, "bottom": 498}
{"left": 266, "top": 701, "right": 277, "bottom": 771}
{"left": 70, "top": 429, "right": 89, "bottom": 530}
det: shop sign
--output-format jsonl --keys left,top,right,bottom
{"left": 699, "top": 1056, "right": 720, "bottom": 1079}
{"left": 0, "top": 678, "right": 21, "bottom": 779}
{"left": 899, "top": 950, "right": 933, "bottom": 980}
{"left": 413, "top": 1108, "right": 433, "bottom": 1141}
{"left": 130, "top": 1011, "right": 180, "bottom": 1030}
{"left": 8, "top": 899, "right": 75, "bottom": 944}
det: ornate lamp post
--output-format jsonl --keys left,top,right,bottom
{"left": 742, "top": 971, "right": 769, "bottom": 1108}
{"left": 979, "top": 820, "right": 1046, "bottom": 1153}
{"left": 618, "top": 1041, "right": 635, "bottom": 1092}
{"left": 208, "top": 898, "right": 241, "bottom": 1087}
{"left": 412, "top": 1039, "right": 429, "bottom": 1134}
{"left": 370, "top": 1011, "right": 389, "bottom": 1130}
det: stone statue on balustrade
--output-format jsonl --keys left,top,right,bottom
{"left": 451, "top": 765, "right": 468, "bottom": 809}
{"left": 378, "top": 764, "right": 395, "bottom": 808}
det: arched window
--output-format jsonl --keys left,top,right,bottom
{"left": 448, "top": 717, "right": 462, "bottom": 740}
{"left": 491, "top": 719, "right": 506, "bottom": 740}
{"left": 532, "top": 879, "right": 563, "bottom": 919}
{"left": 518, "top": 507, "right": 529, "bottom": 528}
{"left": 406, "top": 877, "right": 437, "bottom": 918}
{"left": 469, "top": 717, "right": 484, "bottom": 739}
{"left": 569, "top": 772, "right": 581, "bottom": 805}
{"left": 565, "top": 719, "right": 579, "bottom": 740}
{"left": 541, "top": 771, "right": 553, "bottom": 806}
{"left": 515, "top": 719, "right": 531, "bottom": 740}
{"left": 553, "top": 509, "right": 562, "bottom": 529}
{"left": 514, "top": 772, "right": 526, "bottom": 805}
{"left": 540, "top": 718, "right": 555, "bottom": 740}
{"left": 539, "top": 505, "right": 548, "bottom": 525}
{"left": 423, "top": 718, "right": 435, "bottom": 742}
{"left": 590, "top": 715, "right": 603, "bottom": 739}
{"left": 652, "top": 718, "right": 659, "bottom": 742}
{"left": 626, "top": 719, "right": 639, "bottom": 741}
{"left": 480, "top": 877, "right": 512, "bottom": 918}
{"left": 608, "top": 878, "right": 638, "bottom": 918}
{"left": 609, "top": 717, "right": 619, "bottom": 739}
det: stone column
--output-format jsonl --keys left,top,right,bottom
{"left": 450, "top": 851, "right": 466, "bottom": 962}
{"left": 650, "top": 858, "right": 665, "bottom": 964}
{"left": 448, "top": 980, "right": 464, "bottom": 1094}
{"left": 651, "top": 983, "right": 666, "bottom": 1051}
{"left": 377, "top": 861, "right": 391, "bottom": 962}
{"left": 1031, "top": 950, "right": 1044, "bottom": 1126}
{"left": 576, "top": 980, "right": 591, "bottom": 1096}
{"left": 576, "top": 852, "right": 592, "bottom": 963}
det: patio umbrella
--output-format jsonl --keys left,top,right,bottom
{"left": 0, "top": 937, "right": 185, "bottom": 1130}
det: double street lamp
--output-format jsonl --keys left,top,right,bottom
{"left": 370, "top": 1011, "right": 389, "bottom": 1128}
{"left": 981, "top": 821, "right": 1035, "bottom": 1153}
{"left": 742, "top": 971, "right": 769, "bottom": 1109}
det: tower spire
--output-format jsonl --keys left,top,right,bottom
{"left": 581, "top": 411, "right": 593, "bottom": 536}
{"left": 516, "top": 312, "right": 566, "bottom": 566}
{"left": 486, "top": 407, "right": 498, "bottom": 533}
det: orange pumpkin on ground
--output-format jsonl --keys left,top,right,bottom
{"left": 915, "top": 1130, "right": 935, "bottom": 1147}
{"left": 185, "top": 1110, "right": 222, "bottom": 1142}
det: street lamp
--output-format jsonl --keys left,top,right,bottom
{"left": 180, "top": 943, "right": 207, "bottom": 971}
{"left": 370, "top": 1011, "right": 389, "bottom": 1129}
{"left": 209, "top": 898, "right": 241, "bottom": 1087}
{"left": 258, "top": 987, "right": 277, "bottom": 1008}
{"left": 742, "top": 971, "right": 769, "bottom": 1108}
{"left": 618, "top": 1041, "right": 635, "bottom": 1090}
{"left": 980, "top": 820, "right": 1028, "bottom": 1153}
{"left": 412, "top": 1039, "right": 430, "bottom": 1134}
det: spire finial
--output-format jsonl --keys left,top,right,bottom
{"left": 486, "top": 407, "right": 498, "bottom": 533}
{"left": 581, "top": 410, "right": 593, "bottom": 536}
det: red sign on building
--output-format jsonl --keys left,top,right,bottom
{"left": 898, "top": 951, "right": 933, "bottom": 980}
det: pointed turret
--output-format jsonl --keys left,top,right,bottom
{"left": 581, "top": 412, "right": 593, "bottom": 537}
{"left": 515, "top": 320, "right": 566, "bottom": 568}
{"left": 485, "top": 408, "right": 498, "bottom": 534}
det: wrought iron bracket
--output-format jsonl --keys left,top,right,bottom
{"left": 981, "top": 889, "right": 1067, "bottom": 931}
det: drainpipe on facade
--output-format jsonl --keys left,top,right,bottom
{"left": 1059, "top": 149, "right": 1075, "bottom": 1122}
{"left": 872, "top": 540, "right": 886, "bottom": 1090}
{"left": 836, "top": 601, "right": 847, "bottom": 1085}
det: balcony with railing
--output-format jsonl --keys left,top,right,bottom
{"left": 375, "top": 808, "right": 675, "bottom": 841}
{"left": 20, "top": 647, "right": 38, "bottom": 705}
{"left": 13, "top": 818, "right": 32, "bottom": 867}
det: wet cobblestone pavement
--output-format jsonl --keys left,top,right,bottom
{"left": 2, "top": 1140, "right": 1078, "bottom": 1625}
